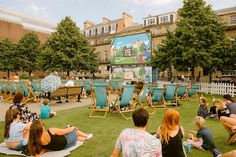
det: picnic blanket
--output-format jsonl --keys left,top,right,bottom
{"left": 0, "top": 141, "right": 83, "bottom": 157}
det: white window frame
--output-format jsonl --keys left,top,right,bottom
{"left": 104, "top": 25, "right": 109, "bottom": 33}
{"left": 85, "top": 30, "right": 90, "bottom": 36}
{"left": 159, "top": 15, "right": 169, "bottom": 23}
{"left": 231, "top": 16, "right": 236, "bottom": 24}
{"left": 147, "top": 18, "right": 155, "bottom": 26}
{"left": 97, "top": 27, "right": 102, "bottom": 34}
{"left": 91, "top": 28, "right": 96, "bottom": 35}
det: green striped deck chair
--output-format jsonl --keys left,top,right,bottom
{"left": 187, "top": 84, "right": 199, "bottom": 101}
{"left": 89, "top": 84, "right": 110, "bottom": 118}
{"left": 84, "top": 80, "right": 92, "bottom": 96}
{"left": 0, "top": 80, "right": 5, "bottom": 96}
{"left": 135, "top": 84, "right": 149, "bottom": 107}
{"left": 177, "top": 84, "right": 188, "bottom": 99}
{"left": 31, "top": 80, "right": 42, "bottom": 97}
{"left": 14, "top": 81, "right": 24, "bottom": 95}
{"left": 113, "top": 85, "right": 135, "bottom": 120}
{"left": 164, "top": 84, "right": 178, "bottom": 107}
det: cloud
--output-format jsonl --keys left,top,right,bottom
{"left": 27, "top": 3, "right": 45, "bottom": 13}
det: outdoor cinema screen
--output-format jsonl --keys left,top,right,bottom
{"left": 111, "top": 33, "right": 151, "bottom": 65}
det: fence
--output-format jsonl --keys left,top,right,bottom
{"left": 197, "top": 82, "right": 236, "bottom": 96}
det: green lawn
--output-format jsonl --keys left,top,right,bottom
{"left": 0, "top": 94, "right": 235, "bottom": 157}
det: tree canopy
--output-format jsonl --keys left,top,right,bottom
{"left": 152, "top": 0, "right": 229, "bottom": 82}
{"left": 0, "top": 38, "right": 18, "bottom": 77}
{"left": 38, "top": 16, "right": 98, "bottom": 75}
{"left": 18, "top": 32, "right": 41, "bottom": 76}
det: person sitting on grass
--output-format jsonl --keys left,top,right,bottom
{"left": 111, "top": 108, "right": 162, "bottom": 157}
{"left": 157, "top": 109, "right": 185, "bottom": 157}
{"left": 197, "top": 97, "right": 209, "bottom": 119}
{"left": 188, "top": 116, "right": 220, "bottom": 157}
{"left": 40, "top": 99, "right": 56, "bottom": 119}
{"left": 223, "top": 94, "right": 236, "bottom": 115}
{"left": 28, "top": 121, "right": 93, "bottom": 156}
{"left": 213, "top": 99, "right": 230, "bottom": 119}
{"left": 4, "top": 109, "right": 31, "bottom": 151}
{"left": 10, "top": 93, "right": 39, "bottom": 123}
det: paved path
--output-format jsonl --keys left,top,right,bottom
{"left": 0, "top": 98, "right": 92, "bottom": 122}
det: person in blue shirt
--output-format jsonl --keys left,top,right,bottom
{"left": 4, "top": 109, "right": 31, "bottom": 151}
{"left": 40, "top": 99, "right": 56, "bottom": 119}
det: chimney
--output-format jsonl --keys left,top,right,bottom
{"left": 103, "top": 17, "right": 110, "bottom": 24}
{"left": 83, "top": 20, "right": 94, "bottom": 29}
{"left": 122, "top": 12, "right": 133, "bottom": 27}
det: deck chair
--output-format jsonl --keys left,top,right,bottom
{"left": 89, "top": 84, "right": 110, "bottom": 118}
{"left": 2, "top": 81, "right": 13, "bottom": 102}
{"left": 177, "top": 84, "right": 188, "bottom": 99}
{"left": 117, "top": 80, "right": 123, "bottom": 92}
{"left": 187, "top": 84, "right": 199, "bottom": 101}
{"left": 222, "top": 121, "right": 236, "bottom": 145}
{"left": 0, "top": 80, "right": 8, "bottom": 100}
{"left": 109, "top": 80, "right": 117, "bottom": 93}
{"left": 135, "top": 84, "right": 149, "bottom": 108}
{"left": 31, "top": 80, "right": 42, "bottom": 98}
{"left": 84, "top": 81, "right": 92, "bottom": 97}
{"left": 21, "top": 80, "right": 39, "bottom": 103}
{"left": 113, "top": 85, "right": 135, "bottom": 120}
{"left": 164, "top": 84, "right": 178, "bottom": 107}
{"left": 148, "top": 87, "right": 166, "bottom": 109}
{"left": 14, "top": 81, "right": 24, "bottom": 95}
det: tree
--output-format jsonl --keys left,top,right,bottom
{"left": 152, "top": 0, "right": 228, "bottom": 82}
{"left": 0, "top": 38, "right": 18, "bottom": 77}
{"left": 38, "top": 16, "right": 98, "bottom": 75}
{"left": 18, "top": 32, "right": 41, "bottom": 77}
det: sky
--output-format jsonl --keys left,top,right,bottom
{"left": 0, "top": 0, "right": 235, "bottom": 28}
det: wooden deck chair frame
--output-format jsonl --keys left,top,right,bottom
{"left": 2, "top": 80, "right": 13, "bottom": 102}
{"left": 21, "top": 80, "right": 40, "bottom": 103}
{"left": 147, "top": 87, "right": 166, "bottom": 109}
{"left": 89, "top": 84, "right": 110, "bottom": 118}
{"left": 163, "top": 84, "right": 178, "bottom": 107}
{"left": 112, "top": 85, "right": 135, "bottom": 120}
{"left": 0, "top": 80, "right": 9, "bottom": 101}
{"left": 14, "top": 81, "right": 24, "bottom": 95}
{"left": 109, "top": 80, "right": 118, "bottom": 93}
{"left": 223, "top": 121, "right": 236, "bottom": 145}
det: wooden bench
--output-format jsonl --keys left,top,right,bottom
{"left": 50, "top": 86, "right": 82, "bottom": 98}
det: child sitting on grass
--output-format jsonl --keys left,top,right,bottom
{"left": 197, "top": 97, "right": 209, "bottom": 119}
{"left": 40, "top": 99, "right": 56, "bottom": 119}
{"left": 188, "top": 116, "right": 220, "bottom": 157}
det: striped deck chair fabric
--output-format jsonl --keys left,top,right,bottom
{"left": 177, "top": 84, "right": 188, "bottom": 98}
{"left": 187, "top": 84, "right": 199, "bottom": 100}
{"left": 151, "top": 87, "right": 166, "bottom": 108}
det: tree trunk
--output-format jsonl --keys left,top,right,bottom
{"left": 67, "top": 70, "right": 70, "bottom": 76}
{"left": 29, "top": 71, "right": 32, "bottom": 78}
{"left": 209, "top": 73, "right": 212, "bottom": 83}
{"left": 191, "top": 67, "right": 195, "bottom": 83}
{"left": 7, "top": 69, "right": 10, "bottom": 78}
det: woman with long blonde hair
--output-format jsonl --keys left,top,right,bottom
{"left": 157, "top": 109, "right": 185, "bottom": 157}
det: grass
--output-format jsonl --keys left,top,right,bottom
{"left": 0, "top": 94, "right": 235, "bottom": 157}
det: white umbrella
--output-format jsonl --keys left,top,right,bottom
{"left": 41, "top": 75, "right": 61, "bottom": 93}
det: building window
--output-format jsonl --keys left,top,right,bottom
{"left": 147, "top": 18, "right": 155, "bottom": 26}
{"left": 91, "top": 29, "right": 96, "bottom": 36}
{"left": 97, "top": 27, "right": 102, "bottom": 34}
{"left": 160, "top": 15, "right": 169, "bottom": 23}
{"left": 104, "top": 25, "right": 109, "bottom": 33}
{"left": 111, "top": 24, "right": 116, "bottom": 31}
{"left": 85, "top": 30, "right": 90, "bottom": 36}
{"left": 231, "top": 16, "right": 236, "bottom": 24}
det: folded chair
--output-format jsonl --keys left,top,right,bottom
{"left": 31, "top": 80, "right": 42, "bottom": 98}
{"left": 21, "top": 80, "right": 40, "bottom": 103}
{"left": 84, "top": 81, "right": 92, "bottom": 97}
{"left": 89, "top": 84, "right": 110, "bottom": 118}
{"left": 148, "top": 87, "right": 166, "bottom": 109}
{"left": 0, "top": 80, "right": 8, "bottom": 101}
{"left": 187, "top": 84, "right": 199, "bottom": 101}
{"left": 14, "top": 81, "right": 24, "bottom": 95}
{"left": 164, "top": 84, "right": 178, "bottom": 107}
{"left": 113, "top": 85, "right": 135, "bottom": 120}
